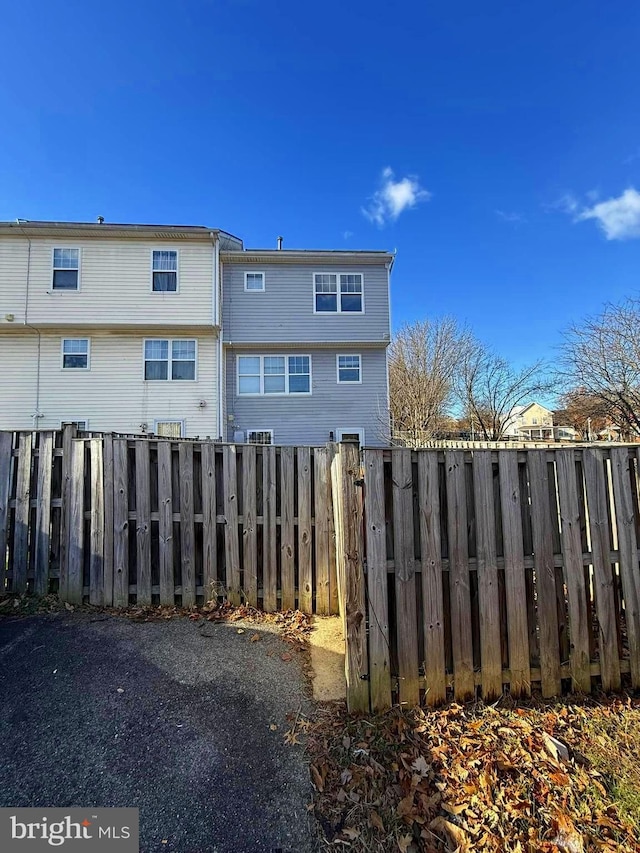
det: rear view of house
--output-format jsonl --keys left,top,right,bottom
{"left": 0, "top": 221, "right": 243, "bottom": 437}
{"left": 221, "top": 245, "right": 392, "bottom": 446}
{"left": 0, "top": 221, "right": 393, "bottom": 445}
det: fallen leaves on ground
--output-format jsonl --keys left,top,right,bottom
{"left": 307, "top": 696, "right": 640, "bottom": 852}
{"left": 1, "top": 592, "right": 313, "bottom": 644}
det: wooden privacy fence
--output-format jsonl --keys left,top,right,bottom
{"left": 0, "top": 428, "right": 339, "bottom": 614}
{"left": 332, "top": 443, "right": 640, "bottom": 712}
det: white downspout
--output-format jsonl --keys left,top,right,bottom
{"left": 211, "top": 232, "right": 224, "bottom": 440}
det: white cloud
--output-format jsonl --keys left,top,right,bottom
{"left": 577, "top": 188, "right": 640, "bottom": 240}
{"left": 495, "top": 209, "right": 525, "bottom": 224}
{"left": 553, "top": 193, "right": 580, "bottom": 215}
{"left": 362, "top": 167, "right": 430, "bottom": 227}
{"left": 343, "top": 230, "right": 354, "bottom": 240}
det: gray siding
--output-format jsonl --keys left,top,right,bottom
{"left": 222, "top": 262, "right": 390, "bottom": 343}
{"left": 225, "top": 346, "right": 389, "bottom": 446}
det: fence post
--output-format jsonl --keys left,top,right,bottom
{"left": 59, "top": 423, "right": 78, "bottom": 600}
{"left": 331, "top": 442, "right": 369, "bottom": 713}
{"left": 0, "top": 433, "right": 12, "bottom": 584}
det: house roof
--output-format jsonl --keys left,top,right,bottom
{"left": 509, "top": 401, "right": 554, "bottom": 419}
{"left": 221, "top": 248, "right": 394, "bottom": 265}
{"left": 0, "top": 220, "right": 243, "bottom": 245}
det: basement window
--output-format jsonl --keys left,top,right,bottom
{"left": 247, "top": 430, "right": 274, "bottom": 445}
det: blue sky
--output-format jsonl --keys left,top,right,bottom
{"left": 1, "top": 0, "right": 639, "bottom": 369}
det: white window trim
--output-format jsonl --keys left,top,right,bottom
{"left": 61, "top": 337, "right": 91, "bottom": 370}
{"left": 236, "top": 354, "right": 312, "bottom": 396}
{"left": 150, "top": 248, "right": 180, "bottom": 293}
{"left": 51, "top": 247, "right": 81, "bottom": 292}
{"left": 153, "top": 419, "right": 185, "bottom": 437}
{"left": 336, "top": 353, "right": 362, "bottom": 384}
{"left": 312, "top": 272, "right": 365, "bottom": 315}
{"left": 336, "top": 428, "right": 365, "bottom": 444}
{"left": 244, "top": 271, "right": 265, "bottom": 292}
{"left": 61, "top": 419, "right": 89, "bottom": 431}
{"left": 246, "top": 429, "right": 274, "bottom": 445}
{"left": 143, "top": 338, "right": 198, "bottom": 382}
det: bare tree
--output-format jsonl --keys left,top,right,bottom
{"left": 554, "top": 389, "right": 609, "bottom": 440}
{"left": 559, "top": 298, "right": 640, "bottom": 438}
{"left": 456, "top": 344, "right": 554, "bottom": 440}
{"left": 388, "top": 318, "right": 473, "bottom": 444}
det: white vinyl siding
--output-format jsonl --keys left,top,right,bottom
{"left": 62, "top": 338, "right": 90, "bottom": 369}
{"left": 0, "top": 333, "right": 218, "bottom": 435}
{"left": 52, "top": 248, "right": 80, "bottom": 290}
{"left": 237, "top": 355, "right": 311, "bottom": 395}
{"left": 4, "top": 238, "right": 214, "bottom": 326}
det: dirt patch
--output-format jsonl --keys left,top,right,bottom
{"left": 309, "top": 616, "right": 345, "bottom": 702}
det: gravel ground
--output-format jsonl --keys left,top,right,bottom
{"left": 0, "top": 612, "right": 316, "bottom": 853}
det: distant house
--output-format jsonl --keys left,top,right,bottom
{"left": 502, "top": 402, "right": 555, "bottom": 441}
{"left": 0, "top": 220, "right": 392, "bottom": 445}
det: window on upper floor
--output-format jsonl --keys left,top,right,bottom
{"left": 62, "top": 338, "right": 90, "bottom": 369}
{"left": 337, "top": 354, "right": 362, "bottom": 384}
{"left": 314, "top": 273, "right": 363, "bottom": 313}
{"left": 237, "top": 355, "right": 311, "bottom": 395}
{"left": 52, "top": 248, "right": 80, "bottom": 290}
{"left": 244, "top": 271, "right": 265, "bottom": 292}
{"left": 144, "top": 339, "right": 196, "bottom": 380}
{"left": 152, "top": 250, "right": 178, "bottom": 292}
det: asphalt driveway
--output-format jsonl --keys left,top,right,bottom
{"left": 0, "top": 611, "right": 316, "bottom": 853}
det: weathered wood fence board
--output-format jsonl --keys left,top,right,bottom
{"left": 498, "top": 451, "right": 531, "bottom": 696}
{"left": 330, "top": 442, "right": 640, "bottom": 712}
{"left": 0, "top": 430, "right": 340, "bottom": 616}
{"left": 556, "top": 449, "right": 591, "bottom": 693}
{"left": 331, "top": 442, "right": 369, "bottom": 713}
{"left": 418, "top": 452, "right": 447, "bottom": 706}
{"left": 363, "top": 449, "right": 392, "bottom": 711}
{"left": 391, "top": 448, "right": 420, "bottom": 707}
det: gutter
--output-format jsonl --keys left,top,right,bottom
{"left": 211, "top": 232, "right": 224, "bottom": 440}
{"left": 19, "top": 227, "right": 43, "bottom": 427}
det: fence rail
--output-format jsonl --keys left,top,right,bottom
{"left": 332, "top": 443, "right": 640, "bottom": 711}
{"left": 0, "top": 427, "right": 339, "bottom": 614}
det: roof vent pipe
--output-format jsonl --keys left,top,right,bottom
{"left": 277, "top": 235, "right": 283, "bottom": 250}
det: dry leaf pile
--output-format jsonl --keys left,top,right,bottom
{"left": 308, "top": 698, "right": 640, "bottom": 853}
